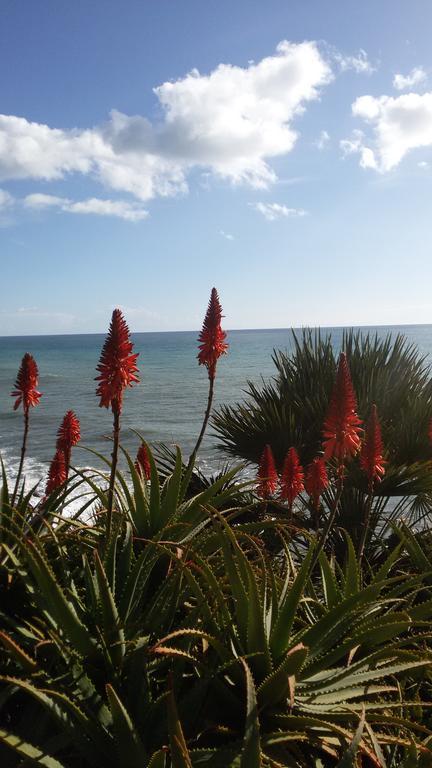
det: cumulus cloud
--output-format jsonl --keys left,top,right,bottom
{"left": 393, "top": 66, "right": 427, "bottom": 91}
{"left": 0, "top": 41, "right": 332, "bottom": 204}
{"left": 0, "top": 187, "right": 14, "bottom": 209}
{"left": 315, "top": 129, "right": 330, "bottom": 149}
{"left": 24, "top": 193, "right": 148, "bottom": 221}
{"left": 335, "top": 49, "right": 375, "bottom": 74}
{"left": 343, "top": 92, "right": 432, "bottom": 171}
{"left": 251, "top": 202, "right": 307, "bottom": 221}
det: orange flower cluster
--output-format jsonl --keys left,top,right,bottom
{"left": 96, "top": 309, "right": 139, "bottom": 412}
{"left": 56, "top": 410, "right": 81, "bottom": 454}
{"left": 45, "top": 450, "right": 67, "bottom": 496}
{"left": 256, "top": 444, "right": 278, "bottom": 499}
{"left": 323, "top": 353, "right": 362, "bottom": 463}
{"left": 11, "top": 353, "right": 42, "bottom": 412}
{"left": 256, "top": 356, "right": 387, "bottom": 513}
{"left": 197, "top": 288, "right": 228, "bottom": 381}
{"left": 305, "top": 457, "right": 329, "bottom": 511}
{"left": 135, "top": 442, "right": 151, "bottom": 480}
{"left": 45, "top": 411, "right": 81, "bottom": 496}
{"left": 360, "top": 404, "right": 386, "bottom": 485}
{"left": 280, "top": 447, "right": 304, "bottom": 506}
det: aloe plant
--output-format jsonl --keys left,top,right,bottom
{"left": 2, "top": 443, "right": 432, "bottom": 767}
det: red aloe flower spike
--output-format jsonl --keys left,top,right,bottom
{"left": 11, "top": 353, "right": 42, "bottom": 412}
{"left": 45, "top": 449, "right": 67, "bottom": 496}
{"left": 280, "top": 447, "right": 304, "bottom": 507}
{"left": 56, "top": 411, "right": 81, "bottom": 452}
{"left": 322, "top": 352, "right": 362, "bottom": 463}
{"left": 305, "top": 457, "right": 329, "bottom": 511}
{"left": 197, "top": 287, "right": 228, "bottom": 381}
{"left": 135, "top": 442, "right": 151, "bottom": 480}
{"left": 11, "top": 353, "right": 42, "bottom": 505}
{"left": 256, "top": 444, "right": 278, "bottom": 499}
{"left": 428, "top": 417, "right": 432, "bottom": 444}
{"left": 56, "top": 411, "right": 81, "bottom": 476}
{"left": 360, "top": 404, "right": 386, "bottom": 486}
{"left": 95, "top": 309, "right": 139, "bottom": 413}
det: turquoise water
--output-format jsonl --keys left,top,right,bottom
{"left": 1, "top": 325, "right": 432, "bottom": 490}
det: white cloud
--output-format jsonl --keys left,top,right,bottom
{"left": 24, "top": 193, "right": 66, "bottom": 208}
{"left": 340, "top": 128, "right": 377, "bottom": 169}
{"left": 393, "top": 67, "right": 427, "bottom": 91}
{"left": 315, "top": 129, "right": 330, "bottom": 149}
{"left": 0, "top": 187, "right": 14, "bottom": 209}
{"left": 219, "top": 229, "right": 234, "bottom": 240}
{"left": 66, "top": 198, "right": 148, "bottom": 221}
{"left": 344, "top": 91, "right": 432, "bottom": 171}
{"left": 24, "top": 193, "right": 148, "bottom": 221}
{"left": 251, "top": 202, "right": 307, "bottom": 221}
{"left": 418, "top": 160, "right": 429, "bottom": 168}
{"left": 0, "top": 41, "right": 332, "bottom": 203}
{"left": 335, "top": 49, "right": 375, "bottom": 74}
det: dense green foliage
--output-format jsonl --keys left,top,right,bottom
{"left": 2, "top": 445, "right": 432, "bottom": 767}
{"left": 213, "top": 328, "right": 432, "bottom": 474}
{"left": 3, "top": 325, "right": 432, "bottom": 766}
{"left": 213, "top": 330, "right": 432, "bottom": 547}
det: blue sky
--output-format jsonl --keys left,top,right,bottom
{"left": 1, "top": 0, "right": 432, "bottom": 335}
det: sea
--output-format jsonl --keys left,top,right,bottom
{"left": 1, "top": 325, "right": 432, "bottom": 499}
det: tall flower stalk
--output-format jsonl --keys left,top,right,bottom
{"left": 313, "top": 353, "right": 362, "bottom": 567}
{"left": 56, "top": 410, "right": 81, "bottom": 480}
{"left": 256, "top": 444, "right": 278, "bottom": 500}
{"left": 305, "top": 456, "right": 329, "bottom": 530}
{"left": 280, "top": 447, "right": 304, "bottom": 516}
{"left": 358, "top": 404, "right": 386, "bottom": 561}
{"left": 45, "top": 449, "right": 67, "bottom": 497}
{"left": 11, "top": 353, "right": 42, "bottom": 504}
{"left": 135, "top": 442, "right": 151, "bottom": 481}
{"left": 322, "top": 352, "right": 362, "bottom": 465}
{"left": 190, "top": 288, "right": 228, "bottom": 463}
{"left": 96, "top": 309, "right": 139, "bottom": 541}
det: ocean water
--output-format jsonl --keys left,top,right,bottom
{"left": 1, "top": 325, "right": 432, "bottom": 495}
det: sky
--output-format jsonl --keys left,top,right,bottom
{"left": 1, "top": 0, "right": 432, "bottom": 335}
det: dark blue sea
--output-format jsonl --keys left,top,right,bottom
{"left": 1, "top": 325, "right": 432, "bottom": 496}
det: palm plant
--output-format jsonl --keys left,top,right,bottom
{"left": 213, "top": 329, "right": 432, "bottom": 535}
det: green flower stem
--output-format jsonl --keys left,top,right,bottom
{"left": 106, "top": 405, "right": 120, "bottom": 544}
{"left": 11, "top": 408, "right": 29, "bottom": 506}
{"left": 358, "top": 482, "right": 374, "bottom": 564}
{"left": 189, "top": 374, "right": 215, "bottom": 468}
{"left": 311, "top": 469, "right": 344, "bottom": 571}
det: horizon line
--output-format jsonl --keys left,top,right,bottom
{"left": 1, "top": 321, "right": 432, "bottom": 340}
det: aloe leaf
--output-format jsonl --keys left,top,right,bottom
{"left": 147, "top": 750, "right": 167, "bottom": 768}
{"left": 0, "top": 728, "right": 66, "bottom": 767}
{"left": 239, "top": 658, "right": 262, "bottom": 768}
{"left": 0, "top": 630, "right": 38, "bottom": 672}
{"left": 270, "top": 543, "right": 315, "bottom": 660}
{"left": 167, "top": 681, "right": 193, "bottom": 768}
{"left": 335, "top": 709, "right": 365, "bottom": 767}
{"left": 106, "top": 684, "right": 146, "bottom": 767}
{"left": 121, "top": 445, "right": 149, "bottom": 536}
{"left": 258, "top": 643, "right": 308, "bottom": 708}
{"left": 319, "top": 551, "right": 341, "bottom": 609}
{"left": 147, "top": 445, "right": 161, "bottom": 534}
{"left": 94, "top": 551, "right": 125, "bottom": 668}
{"left": 22, "top": 539, "right": 94, "bottom": 656}
{"left": 118, "top": 546, "right": 160, "bottom": 623}
{"left": 344, "top": 533, "right": 359, "bottom": 597}
{"left": 160, "top": 446, "right": 183, "bottom": 528}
